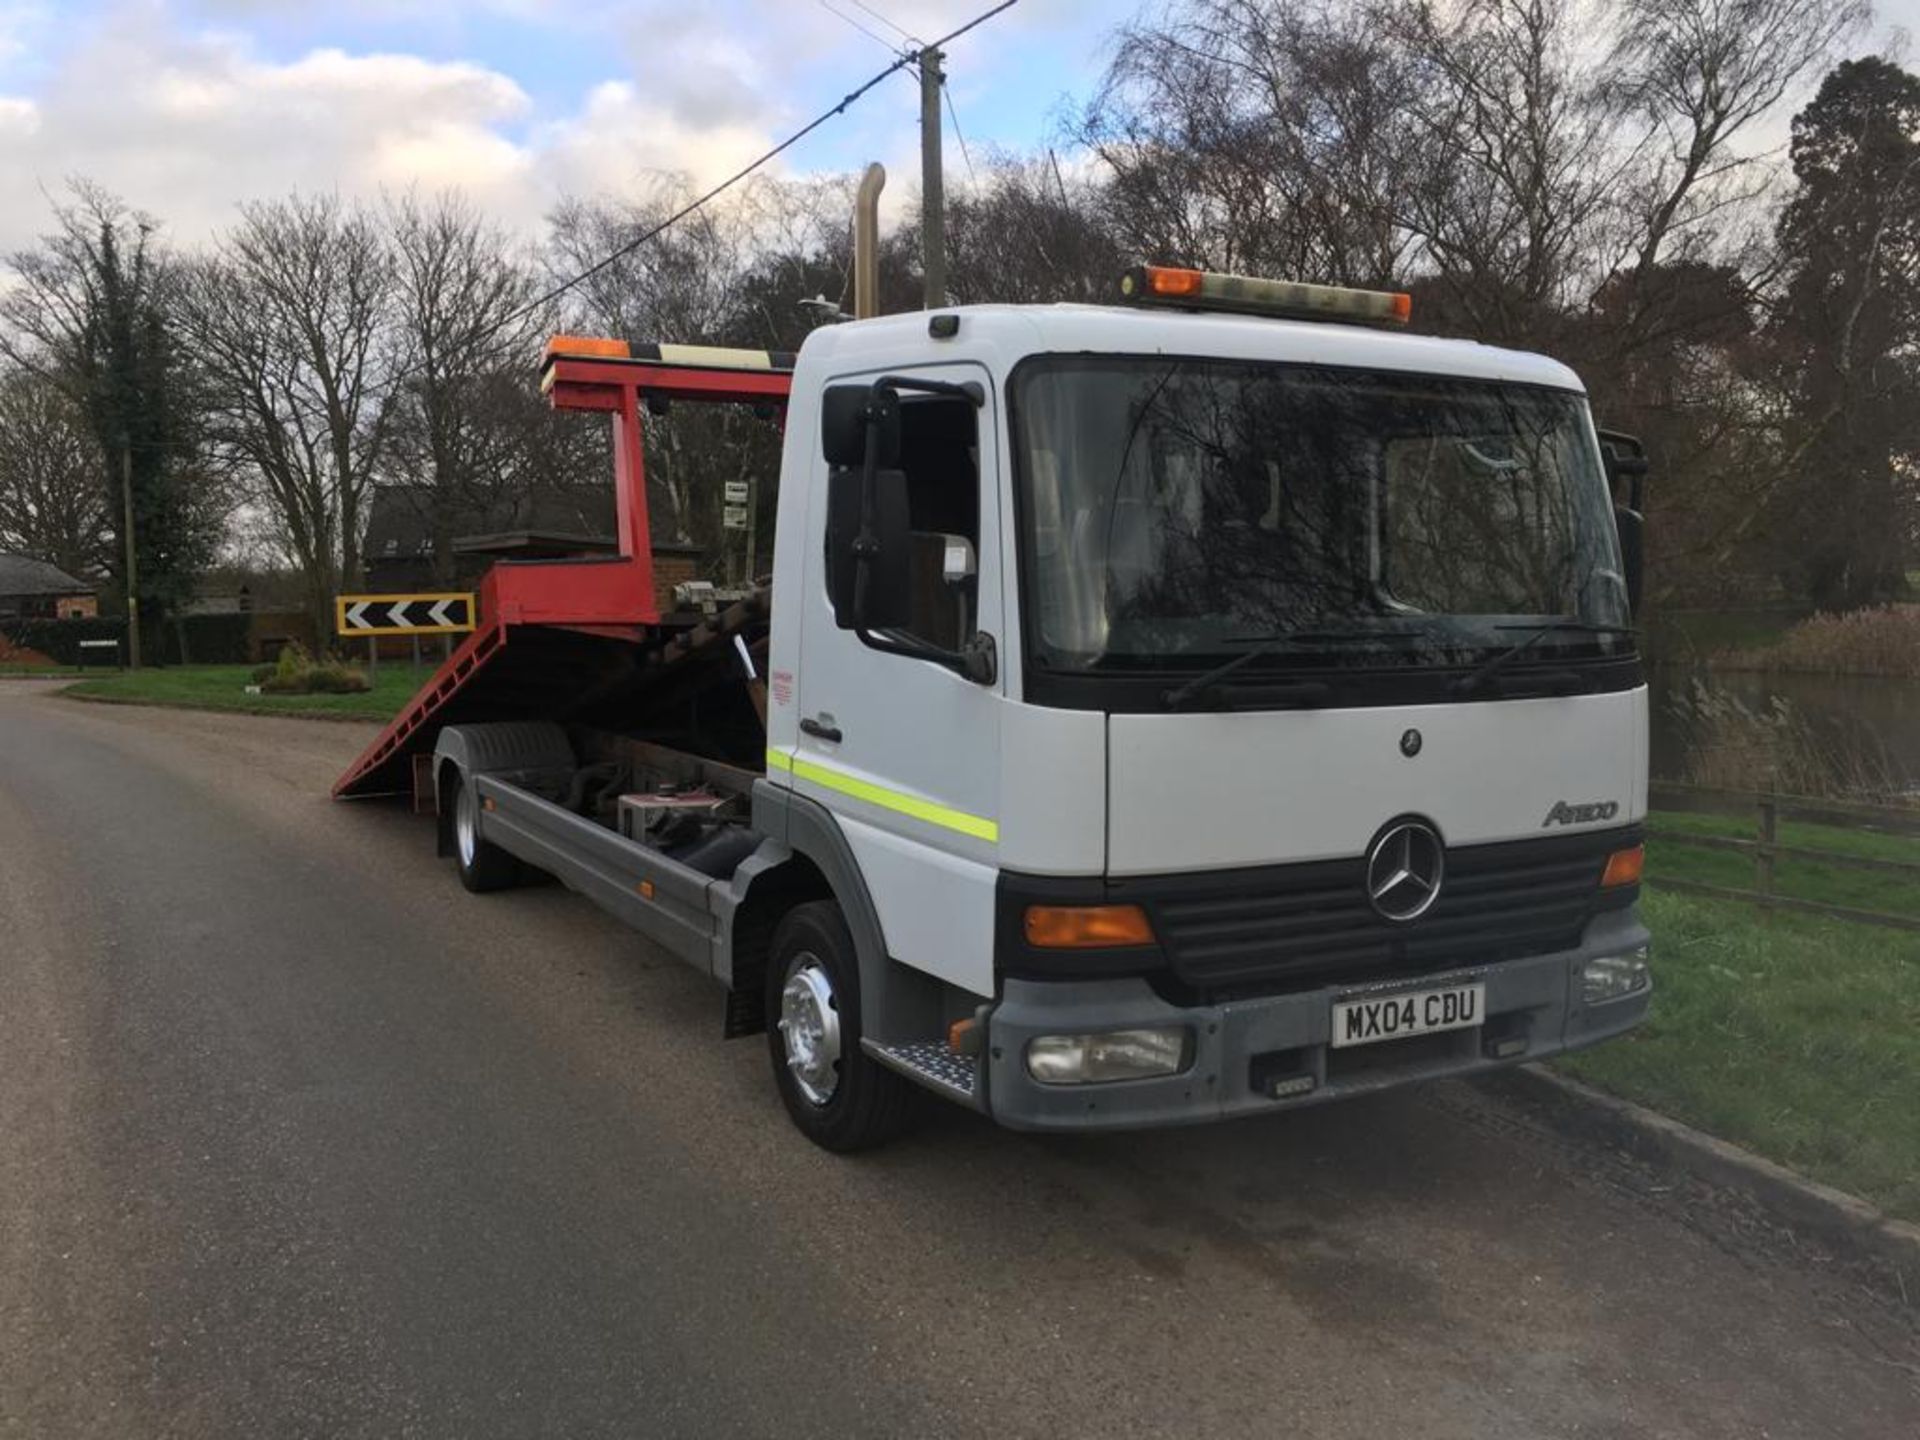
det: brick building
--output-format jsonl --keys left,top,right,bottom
{"left": 0, "top": 553, "right": 98, "bottom": 620}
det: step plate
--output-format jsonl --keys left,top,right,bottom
{"left": 870, "top": 1040, "right": 981, "bottom": 1106}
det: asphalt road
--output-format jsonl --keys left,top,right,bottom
{"left": 2, "top": 683, "right": 1915, "bottom": 1439}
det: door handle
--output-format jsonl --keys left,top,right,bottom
{"left": 799, "top": 716, "right": 843, "bottom": 743}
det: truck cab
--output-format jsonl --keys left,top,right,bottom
{"left": 395, "top": 271, "right": 1651, "bottom": 1150}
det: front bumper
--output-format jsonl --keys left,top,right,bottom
{"left": 984, "top": 906, "right": 1650, "bottom": 1132}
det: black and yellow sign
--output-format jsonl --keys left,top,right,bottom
{"left": 336, "top": 592, "right": 476, "bottom": 636}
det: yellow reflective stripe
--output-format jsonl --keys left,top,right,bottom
{"left": 764, "top": 747, "right": 997, "bottom": 843}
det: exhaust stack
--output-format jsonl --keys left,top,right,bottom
{"left": 854, "top": 163, "right": 885, "bottom": 320}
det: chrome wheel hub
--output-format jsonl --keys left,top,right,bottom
{"left": 778, "top": 958, "right": 841, "bottom": 1106}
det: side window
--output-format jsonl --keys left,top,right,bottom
{"left": 892, "top": 394, "right": 980, "bottom": 651}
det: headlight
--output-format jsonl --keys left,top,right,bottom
{"left": 1581, "top": 947, "right": 1650, "bottom": 1005}
{"left": 1025, "top": 1027, "right": 1191, "bottom": 1085}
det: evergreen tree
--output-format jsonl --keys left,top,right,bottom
{"left": 1, "top": 185, "right": 220, "bottom": 654}
{"left": 1772, "top": 57, "right": 1920, "bottom": 609}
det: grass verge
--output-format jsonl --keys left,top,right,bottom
{"left": 1560, "top": 875, "right": 1920, "bottom": 1223}
{"left": 1648, "top": 808, "right": 1920, "bottom": 919}
{"left": 63, "top": 663, "right": 422, "bottom": 721}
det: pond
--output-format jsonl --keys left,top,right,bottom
{"left": 1647, "top": 667, "right": 1920, "bottom": 796}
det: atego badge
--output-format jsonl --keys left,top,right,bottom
{"left": 336, "top": 592, "right": 476, "bottom": 636}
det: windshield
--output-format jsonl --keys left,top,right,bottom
{"left": 1012, "top": 356, "right": 1630, "bottom": 675}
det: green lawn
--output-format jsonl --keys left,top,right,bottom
{"left": 1560, "top": 827, "right": 1920, "bottom": 1222}
{"left": 63, "top": 662, "right": 424, "bottom": 720}
{"left": 1648, "top": 809, "right": 1920, "bottom": 920}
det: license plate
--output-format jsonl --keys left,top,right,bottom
{"left": 1331, "top": 983, "right": 1485, "bottom": 1049}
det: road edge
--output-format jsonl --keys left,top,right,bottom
{"left": 59, "top": 689, "right": 391, "bottom": 725}
{"left": 1509, "top": 1063, "right": 1920, "bottom": 1275}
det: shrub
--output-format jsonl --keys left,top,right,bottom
{"left": 1713, "top": 603, "right": 1920, "bottom": 678}
{"left": 0, "top": 632, "right": 57, "bottom": 667}
{"left": 305, "top": 662, "right": 372, "bottom": 694}
{"left": 255, "top": 643, "right": 371, "bottom": 695}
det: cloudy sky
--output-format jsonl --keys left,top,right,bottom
{"left": 0, "top": 0, "right": 1915, "bottom": 257}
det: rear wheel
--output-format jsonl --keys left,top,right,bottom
{"left": 766, "top": 901, "right": 915, "bottom": 1151}
{"left": 452, "top": 773, "right": 519, "bottom": 893}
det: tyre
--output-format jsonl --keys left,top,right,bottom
{"left": 451, "top": 771, "right": 520, "bottom": 894}
{"left": 766, "top": 900, "right": 916, "bottom": 1152}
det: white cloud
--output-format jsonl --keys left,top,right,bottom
{"left": 0, "top": 0, "right": 1068, "bottom": 260}
{"left": 0, "top": 19, "right": 546, "bottom": 249}
{"left": 531, "top": 79, "right": 774, "bottom": 204}
{"left": 0, "top": 8, "right": 809, "bottom": 255}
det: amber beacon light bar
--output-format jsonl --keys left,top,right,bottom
{"left": 1118, "top": 265, "right": 1413, "bottom": 325}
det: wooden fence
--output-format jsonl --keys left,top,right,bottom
{"left": 1646, "top": 781, "right": 1920, "bottom": 933}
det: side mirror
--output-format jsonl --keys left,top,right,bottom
{"left": 1597, "top": 428, "right": 1649, "bottom": 615}
{"left": 1614, "top": 505, "right": 1645, "bottom": 615}
{"left": 827, "top": 464, "right": 912, "bottom": 630}
{"left": 822, "top": 384, "right": 898, "bottom": 468}
{"left": 1596, "top": 428, "right": 1648, "bottom": 512}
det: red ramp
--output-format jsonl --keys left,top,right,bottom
{"left": 333, "top": 339, "right": 792, "bottom": 798}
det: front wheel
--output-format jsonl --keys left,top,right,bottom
{"left": 452, "top": 773, "right": 520, "bottom": 893}
{"left": 766, "top": 901, "right": 916, "bottom": 1152}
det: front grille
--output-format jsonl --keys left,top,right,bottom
{"left": 1124, "top": 827, "right": 1637, "bottom": 998}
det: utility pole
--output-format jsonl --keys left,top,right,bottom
{"left": 919, "top": 45, "right": 946, "bottom": 309}
{"left": 120, "top": 436, "right": 142, "bottom": 669}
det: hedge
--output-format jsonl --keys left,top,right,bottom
{"left": 1, "top": 616, "right": 128, "bottom": 665}
{"left": 157, "top": 613, "right": 252, "bottom": 665}
{"left": 2, "top": 613, "right": 253, "bottom": 666}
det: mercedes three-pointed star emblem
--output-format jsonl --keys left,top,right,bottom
{"left": 1365, "top": 819, "right": 1445, "bottom": 922}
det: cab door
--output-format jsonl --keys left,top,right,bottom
{"left": 781, "top": 362, "right": 1004, "bottom": 997}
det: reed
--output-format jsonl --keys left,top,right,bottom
{"left": 1667, "top": 678, "right": 1906, "bottom": 802}
{"left": 1712, "top": 603, "right": 1920, "bottom": 678}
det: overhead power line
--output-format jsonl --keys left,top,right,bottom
{"left": 492, "top": 0, "right": 1019, "bottom": 347}
{"left": 944, "top": 85, "right": 977, "bottom": 183}
{"left": 846, "top": 0, "right": 923, "bottom": 45}
{"left": 815, "top": 0, "right": 904, "bottom": 56}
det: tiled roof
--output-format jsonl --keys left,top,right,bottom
{"left": 0, "top": 552, "right": 95, "bottom": 597}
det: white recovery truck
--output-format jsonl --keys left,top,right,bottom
{"left": 340, "top": 267, "right": 1653, "bottom": 1150}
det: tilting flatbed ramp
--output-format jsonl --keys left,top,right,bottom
{"left": 332, "top": 340, "right": 792, "bottom": 798}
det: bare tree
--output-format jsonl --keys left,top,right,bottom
{"left": 384, "top": 191, "right": 564, "bottom": 583}
{"left": 1382, "top": 0, "right": 1625, "bottom": 345}
{"left": 546, "top": 179, "right": 780, "bottom": 556}
{"left": 937, "top": 152, "right": 1128, "bottom": 304}
{"left": 0, "top": 364, "right": 107, "bottom": 577}
{"left": 1077, "top": 0, "right": 1421, "bottom": 285}
{"left": 1608, "top": 0, "right": 1868, "bottom": 282}
{"left": 182, "top": 194, "right": 395, "bottom": 648}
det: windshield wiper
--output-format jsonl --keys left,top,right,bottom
{"left": 1452, "top": 621, "right": 1636, "bottom": 698}
{"left": 1161, "top": 629, "right": 1422, "bottom": 710}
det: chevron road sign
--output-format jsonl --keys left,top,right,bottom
{"left": 335, "top": 592, "right": 476, "bottom": 637}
